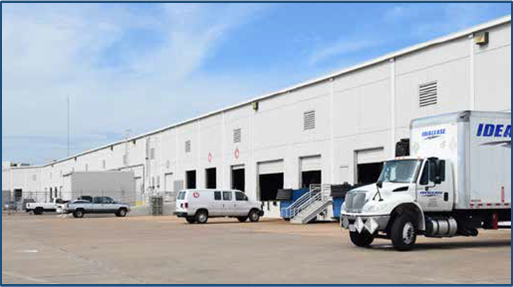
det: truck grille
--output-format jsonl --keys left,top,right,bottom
{"left": 345, "top": 192, "right": 367, "bottom": 213}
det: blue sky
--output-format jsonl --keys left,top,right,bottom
{"left": 2, "top": 3, "right": 511, "bottom": 165}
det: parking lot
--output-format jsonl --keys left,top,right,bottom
{"left": 2, "top": 212, "right": 511, "bottom": 284}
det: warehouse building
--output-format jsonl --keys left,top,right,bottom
{"left": 3, "top": 16, "right": 511, "bottom": 217}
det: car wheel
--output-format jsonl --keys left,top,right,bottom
{"left": 249, "top": 209, "right": 260, "bottom": 222}
{"left": 237, "top": 216, "right": 248, "bottom": 222}
{"left": 34, "top": 208, "right": 43, "bottom": 215}
{"left": 195, "top": 210, "right": 209, "bottom": 224}
{"left": 116, "top": 208, "right": 127, "bottom": 218}
{"left": 391, "top": 213, "right": 417, "bottom": 251}
{"left": 349, "top": 231, "right": 374, "bottom": 247}
{"left": 73, "top": 209, "right": 84, "bottom": 219}
{"left": 186, "top": 217, "right": 196, "bottom": 224}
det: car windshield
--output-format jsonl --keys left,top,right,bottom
{"left": 378, "top": 159, "right": 422, "bottom": 184}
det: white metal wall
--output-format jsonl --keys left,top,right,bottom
{"left": 6, "top": 19, "right": 511, "bottom": 209}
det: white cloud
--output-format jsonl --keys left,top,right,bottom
{"left": 308, "top": 39, "right": 380, "bottom": 66}
{"left": 2, "top": 3, "right": 272, "bottom": 164}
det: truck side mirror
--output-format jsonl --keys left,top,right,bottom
{"left": 434, "top": 160, "right": 445, "bottom": 184}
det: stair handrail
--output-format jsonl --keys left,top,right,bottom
{"left": 284, "top": 184, "right": 324, "bottom": 218}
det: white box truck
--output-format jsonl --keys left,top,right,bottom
{"left": 62, "top": 171, "right": 136, "bottom": 205}
{"left": 341, "top": 111, "right": 511, "bottom": 251}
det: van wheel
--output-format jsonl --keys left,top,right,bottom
{"left": 237, "top": 217, "right": 248, "bottom": 222}
{"left": 349, "top": 231, "right": 374, "bottom": 247}
{"left": 186, "top": 217, "right": 196, "bottom": 224}
{"left": 116, "top": 208, "right": 127, "bottom": 217}
{"left": 195, "top": 210, "right": 209, "bottom": 224}
{"left": 391, "top": 213, "right": 417, "bottom": 251}
{"left": 34, "top": 207, "right": 43, "bottom": 215}
{"left": 73, "top": 209, "right": 85, "bottom": 218}
{"left": 249, "top": 209, "right": 260, "bottom": 222}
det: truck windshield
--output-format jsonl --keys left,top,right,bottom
{"left": 378, "top": 159, "right": 422, "bottom": 184}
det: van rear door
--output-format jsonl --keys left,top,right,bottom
{"left": 176, "top": 191, "right": 188, "bottom": 213}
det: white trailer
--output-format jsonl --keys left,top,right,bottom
{"left": 63, "top": 171, "right": 136, "bottom": 205}
{"left": 340, "top": 111, "right": 511, "bottom": 251}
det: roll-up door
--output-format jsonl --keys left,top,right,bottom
{"left": 258, "top": 160, "right": 284, "bottom": 175}
{"left": 300, "top": 156, "right": 321, "bottom": 172}
{"left": 356, "top": 148, "right": 384, "bottom": 164}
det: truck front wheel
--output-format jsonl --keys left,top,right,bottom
{"left": 391, "top": 213, "right": 417, "bottom": 251}
{"left": 349, "top": 231, "right": 374, "bottom": 247}
{"left": 116, "top": 208, "right": 127, "bottom": 218}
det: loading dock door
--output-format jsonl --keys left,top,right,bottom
{"left": 205, "top": 168, "right": 217, "bottom": 189}
{"left": 258, "top": 160, "right": 284, "bottom": 201}
{"left": 356, "top": 148, "right": 384, "bottom": 185}
{"left": 186, "top": 170, "right": 197, "bottom": 189}
{"left": 300, "top": 156, "right": 322, "bottom": 188}
{"left": 231, "top": 165, "right": 245, "bottom": 192}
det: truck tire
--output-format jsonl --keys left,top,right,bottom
{"left": 391, "top": 213, "right": 417, "bottom": 251}
{"left": 249, "top": 209, "right": 260, "bottom": 222}
{"left": 195, "top": 210, "right": 209, "bottom": 224}
{"left": 116, "top": 208, "right": 127, "bottom": 218}
{"left": 186, "top": 217, "right": 196, "bottom": 224}
{"left": 237, "top": 216, "right": 248, "bottom": 222}
{"left": 349, "top": 231, "right": 374, "bottom": 247}
{"left": 33, "top": 207, "right": 43, "bottom": 215}
{"left": 73, "top": 209, "right": 85, "bottom": 219}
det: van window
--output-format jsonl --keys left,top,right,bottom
{"left": 235, "top": 192, "right": 248, "bottom": 201}
{"left": 177, "top": 192, "right": 186, "bottom": 200}
{"left": 223, "top": 191, "right": 232, "bottom": 201}
{"left": 214, "top": 191, "right": 222, "bottom": 201}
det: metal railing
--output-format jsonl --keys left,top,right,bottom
{"left": 284, "top": 184, "right": 331, "bottom": 219}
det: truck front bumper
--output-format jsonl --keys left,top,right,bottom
{"left": 340, "top": 213, "right": 390, "bottom": 234}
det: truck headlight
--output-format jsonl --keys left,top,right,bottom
{"left": 363, "top": 203, "right": 388, "bottom": 212}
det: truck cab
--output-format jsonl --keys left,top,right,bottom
{"left": 341, "top": 156, "right": 451, "bottom": 250}
{"left": 341, "top": 111, "right": 511, "bottom": 251}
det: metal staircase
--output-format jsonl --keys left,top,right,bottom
{"left": 284, "top": 184, "right": 333, "bottom": 224}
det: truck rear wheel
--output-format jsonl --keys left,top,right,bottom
{"left": 73, "top": 209, "right": 85, "bottom": 218}
{"left": 33, "top": 207, "right": 43, "bottom": 215}
{"left": 186, "top": 217, "right": 196, "bottom": 224}
{"left": 195, "top": 210, "right": 209, "bottom": 224}
{"left": 391, "top": 213, "right": 417, "bottom": 251}
{"left": 237, "top": 216, "right": 248, "bottom": 222}
{"left": 349, "top": 231, "right": 374, "bottom": 247}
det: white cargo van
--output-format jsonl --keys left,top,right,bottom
{"left": 340, "top": 111, "right": 511, "bottom": 251}
{"left": 174, "top": 189, "right": 264, "bottom": 224}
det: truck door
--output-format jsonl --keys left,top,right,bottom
{"left": 211, "top": 191, "right": 223, "bottom": 216}
{"left": 416, "top": 159, "right": 454, "bottom": 212}
{"left": 234, "top": 191, "right": 250, "bottom": 216}
{"left": 222, "top": 191, "right": 235, "bottom": 216}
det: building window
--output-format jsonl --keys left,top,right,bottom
{"left": 185, "top": 140, "right": 191, "bottom": 153}
{"left": 419, "top": 81, "right": 438, "bottom": 107}
{"left": 304, "top": 110, "right": 316, "bottom": 130}
{"left": 233, "top": 128, "right": 242, "bottom": 143}
{"left": 150, "top": 148, "right": 156, "bottom": 160}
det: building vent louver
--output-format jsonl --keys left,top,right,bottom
{"left": 419, "top": 81, "right": 438, "bottom": 107}
{"left": 233, "top": 128, "right": 242, "bottom": 143}
{"left": 304, "top": 110, "right": 316, "bottom": 130}
{"left": 185, "top": 140, "right": 191, "bottom": 153}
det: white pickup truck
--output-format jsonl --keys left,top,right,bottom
{"left": 26, "top": 198, "right": 66, "bottom": 215}
{"left": 341, "top": 111, "right": 511, "bottom": 251}
{"left": 62, "top": 196, "right": 130, "bottom": 218}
